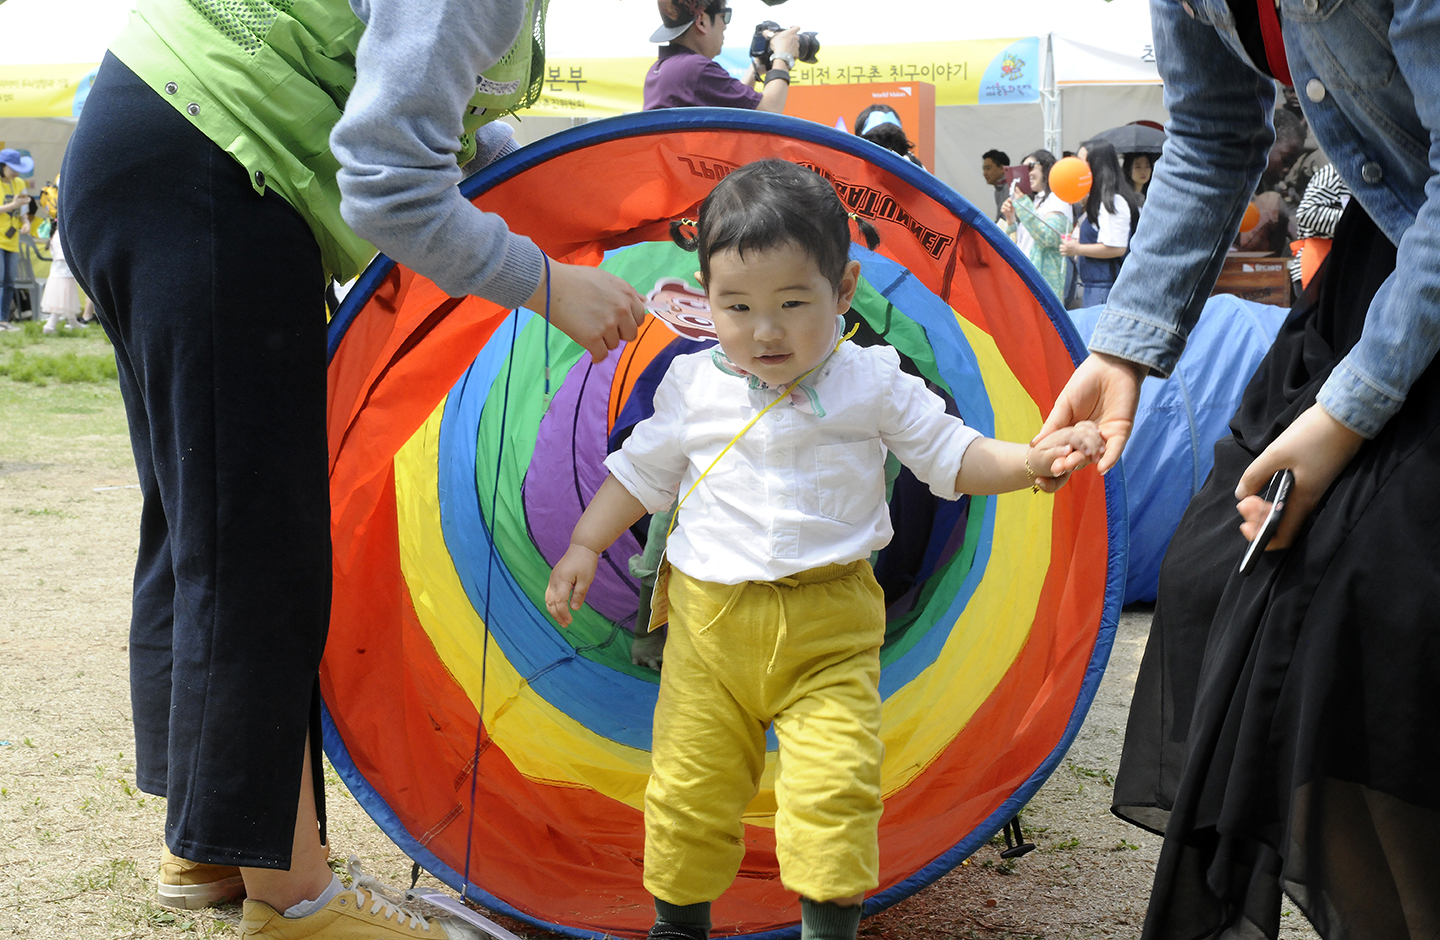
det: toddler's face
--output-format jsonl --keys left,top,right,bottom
{"left": 704, "top": 243, "right": 859, "bottom": 388}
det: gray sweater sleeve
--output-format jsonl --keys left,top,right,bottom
{"left": 332, "top": 0, "right": 544, "bottom": 308}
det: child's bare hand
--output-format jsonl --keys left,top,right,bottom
{"left": 545, "top": 544, "right": 600, "bottom": 627}
{"left": 1027, "top": 421, "right": 1105, "bottom": 492}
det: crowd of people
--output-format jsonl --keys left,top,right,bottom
{"left": 0, "top": 152, "right": 92, "bottom": 334}
{"left": 985, "top": 93, "right": 1346, "bottom": 310}
{"left": 14, "top": 0, "right": 1436, "bottom": 938}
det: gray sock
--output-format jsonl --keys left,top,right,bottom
{"left": 800, "top": 898, "right": 862, "bottom": 940}
{"left": 282, "top": 874, "right": 344, "bottom": 918}
{"left": 649, "top": 897, "right": 711, "bottom": 939}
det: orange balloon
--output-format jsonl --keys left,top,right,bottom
{"left": 1240, "top": 202, "right": 1261, "bottom": 233}
{"left": 1049, "top": 156, "right": 1093, "bottom": 204}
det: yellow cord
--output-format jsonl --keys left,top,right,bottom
{"left": 666, "top": 323, "right": 859, "bottom": 539}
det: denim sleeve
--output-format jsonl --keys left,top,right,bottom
{"left": 1089, "top": 0, "right": 1276, "bottom": 378}
{"left": 1315, "top": 0, "right": 1440, "bottom": 438}
{"left": 331, "top": 0, "right": 544, "bottom": 308}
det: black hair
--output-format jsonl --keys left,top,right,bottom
{"left": 854, "top": 106, "right": 922, "bottom": 166}
{"left": 1122, "top": 151, "right": 1153, "bottom": 197}
{"left": 982, "top": 149, "right": 1010, "bottom": 167}
{"left": 669, "top": 159, "right": 880, "bottom": 290}
{"left": 1272, "top": 107, "right": 1305, "bottom": 147}
{"left": 852, "top": 104, "right": 898, "bottom": 136}
{"left": 1078, "top": 138, "right": 1141, "bottom": 229}
{"left": 1025, "top": 149, "right": 1057, "bottom": 196}
{"left": 862, "top": 124, "right": 920, "bottom": 164}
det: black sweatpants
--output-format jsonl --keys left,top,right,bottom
{"left": 60, "top": 53, "right": 329, "bottom": 869}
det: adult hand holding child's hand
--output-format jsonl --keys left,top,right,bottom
{"left": 1027, "top": 420, "right": 1105, "bottom": 493}
{"left": 1036, "top": 352, "right": 1147, "bottom": 476}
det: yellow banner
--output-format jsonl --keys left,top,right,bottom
{"left": 522, "top": 38, "right": 1039, "bottom": 117}
{"left": 0, "top": 64, "right": 98, "bottom": 118}
{"left": 780, "top": 39, "right": 1036, "bottom": 106}
{"left": 2, "top": 41, "right": 1039, "bottom": 119}
{"left": 530, "top": 57, "right": 652, "bottom": 116}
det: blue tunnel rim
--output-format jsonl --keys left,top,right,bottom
{"left": 322, "top": 108, "right": 1128, "bottom": 939}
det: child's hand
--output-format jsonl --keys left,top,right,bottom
{"left": 1027, "top": 420, "right": 1105, "bottom": 492}
{"left": 545, "top": 543, "right": 600, "bottom": 627}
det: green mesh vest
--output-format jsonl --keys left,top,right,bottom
{"left": 110, "top": 0, "right": 547, "bottom": 282}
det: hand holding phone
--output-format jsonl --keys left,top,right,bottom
{"left": 1003, "top": 165, "right": 1034, "bottom": 197}
{"left": 1238, "top": 468, "right": 1294, "bottom": 576}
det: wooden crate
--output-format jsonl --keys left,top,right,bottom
{"left": 1212, "top": 252, "right": 1291, "bottom": 307}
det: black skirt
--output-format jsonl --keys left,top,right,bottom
{"left": 1112, "top": 202, "right": 1440, "bottom": 940}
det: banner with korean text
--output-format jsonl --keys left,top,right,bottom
{"left": 0, "top": 64, "right": 98, "bottom": 118}
{"left": 522, "top": 37, "right": 1040, "bottom": 118}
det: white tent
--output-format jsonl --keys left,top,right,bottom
{"left": 525, "top": 0, "right": 1167, "bottom": 213}
{"left": 0, "top": 0, "right": 1166, "bottom": 212}
{"left": 0, "top": 0, "right": 134, "bottom": 184}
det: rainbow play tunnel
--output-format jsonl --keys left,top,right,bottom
{"left": 322, "top": 110, "right": 1125, "bottom": 939}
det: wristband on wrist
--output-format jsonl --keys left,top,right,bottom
{"left": 764, "top": 68, "right": 791, "bottom": 85}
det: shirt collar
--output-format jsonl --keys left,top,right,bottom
{"left": 709, "top": 315, "right": 848, "bottom": 415}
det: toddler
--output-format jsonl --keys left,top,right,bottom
{"left": 545, "top": 159, "right": 1101, "bottom": 940}
{"left": 41, "top": 222, "right": 85, "bottom": 334}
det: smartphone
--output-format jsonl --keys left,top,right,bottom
{"left": 1238, "top": 468, "right": 1294, "bottom": 576}
{"left": 1003, "top": 165, "right": 1034, "bottom": 197}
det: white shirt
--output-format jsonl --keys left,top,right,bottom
{"left": 1094, "top": 194, "right": 1133, "bottom": 249}
{"left": 47, "top": 233, "right": 73, "bottom": 280}
{"left": 605, "top": 341, "right": 982, "bottom": 585}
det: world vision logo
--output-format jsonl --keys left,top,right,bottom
{"left": 797, "top": 161, "right": 956, "bottom": 259}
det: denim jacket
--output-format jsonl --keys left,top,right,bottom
{"left": 1091, "top": 0, "right": 1439, "bottom": 438}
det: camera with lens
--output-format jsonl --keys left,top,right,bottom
{"left": 749, "top": 20, "right": 820, "bottom": 70}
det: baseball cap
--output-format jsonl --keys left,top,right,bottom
{"left": 651, "top": 0, "right": 712, "bottom": 43}
{"left": 0, "top": 149, "right": 34, "bottom": 176}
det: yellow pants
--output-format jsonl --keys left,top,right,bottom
{"left": 643, "top": 560, "right": 886, "bottom": 906}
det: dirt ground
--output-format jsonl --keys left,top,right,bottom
{"left": 0, "top": 370, "right": 1321, "bottom": 940}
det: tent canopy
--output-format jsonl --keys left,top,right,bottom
{"left": 0, "top": 0, "right": 1164, "bottom": 206}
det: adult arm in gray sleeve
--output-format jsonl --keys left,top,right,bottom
{"left": 332, "top": 0, "right": 543, "bottom": 309}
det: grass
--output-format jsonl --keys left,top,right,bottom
{"left": 0, "top": 359, "right": 131, "bottom": 474}
{"left": 0, "top": 320, "right": 116, "bottom": 386}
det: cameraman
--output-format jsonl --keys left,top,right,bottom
{"left": 643, "top": 0, "right": 799, "bottom": 113}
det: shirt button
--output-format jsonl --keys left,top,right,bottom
{"left": 1303, "top": 0, "right": 1318, "bottom": 10}
{"left": 1305, "top": 78, "right": 1325, "bottom": 103}
{"left": 1361, "top": 161, "right": 1383, "bottom": 184}
{"left": 770, "top": 411, "right": 782, "bottom": 421}
{"left": 254, "top": 170, "right": 265, "bottom": 188}
{"left": 164, "top": 81, "right": 178, "bottom": 95}
{"left": 185, "top": 102, "right": 201, "bottom": 116}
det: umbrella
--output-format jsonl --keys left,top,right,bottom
{"left": 1091, "top": 122, "right": 1166, "bottom": 154}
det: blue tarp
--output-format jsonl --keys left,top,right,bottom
{"left": 1068, "top": 295, "right": 1289, "bottom": 604}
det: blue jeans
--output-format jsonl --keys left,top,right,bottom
{"left": 1093, "top": 0, "right": 1440, "bottom": 439}
{"left": 1081, "top": 283, "right": 1112, "bottom": 308}
{"left": 0, "top": 248, "right": 15, "bottom": 323}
